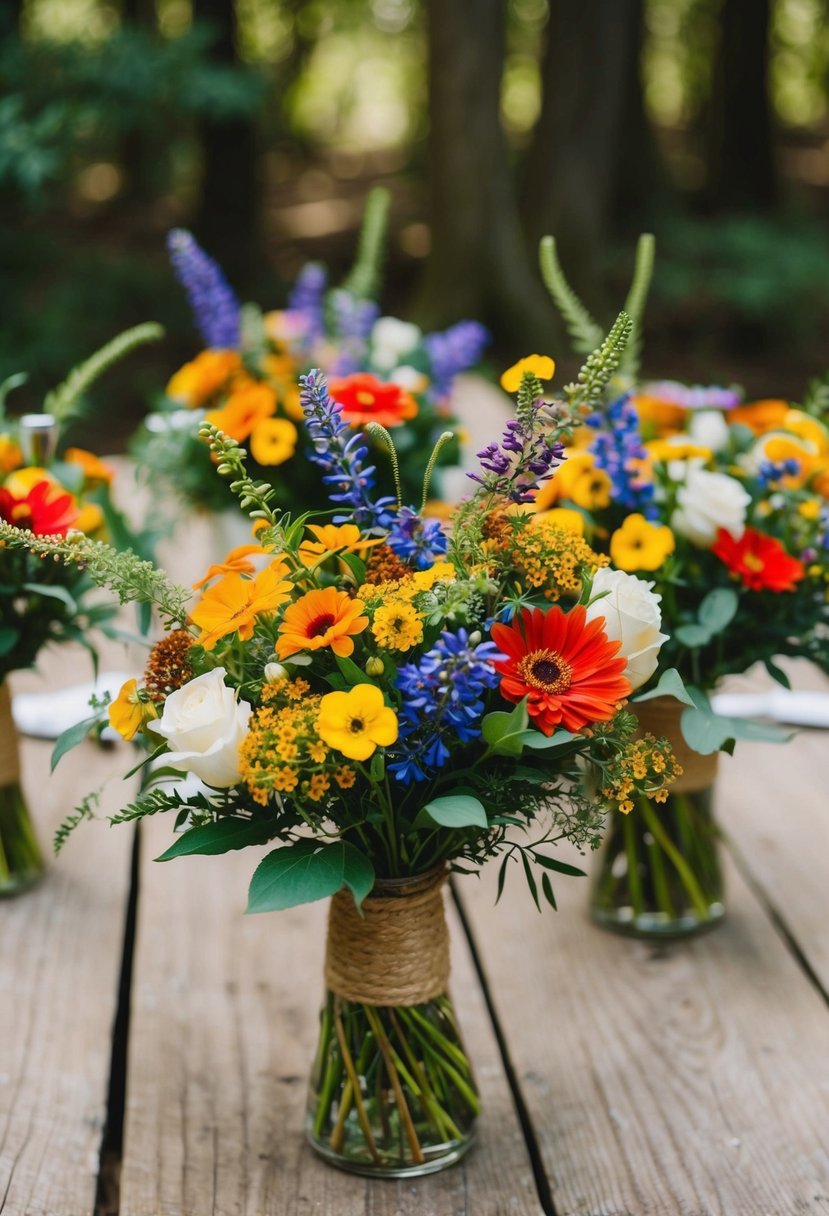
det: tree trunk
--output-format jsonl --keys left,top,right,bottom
{"left": 705, "top": 0, "right": 776, "bottom": 211}
{"left": 416, "top": 0, "right": 558, "bottom": 355}
{"left": 194, "top": 0, "right": 259, "bottom": 293}
{"left": 521, "top": 0, "right": 643, "bottom": 311}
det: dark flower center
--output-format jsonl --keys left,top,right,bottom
{"left": 308, "top": 613, "right": 336, "bottom": 637}
{"left": 349, "top": 717, "right": 365, "bottom": 733}
{"left": 517, "top": 648, "right": 573, "bottom": 695}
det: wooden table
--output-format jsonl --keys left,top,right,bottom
{"left": 3, "top": 646, "right": 829, "bottom": 1216}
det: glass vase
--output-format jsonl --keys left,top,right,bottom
{"left": 306, "top": 869, "right": 480, "bottom": 1177}
{"left": 590, "top": 696, "right": 724, "bottom": 939}
{"left": 0, "top": 682, "right": 45, "bottom": 897}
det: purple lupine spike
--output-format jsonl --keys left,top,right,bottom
{"left": 424, "top": 320, "right": 490, "bottom": 402}
{"left": 167, "top": 229, "right": 241, "bottom": 350}
{"left": 287, "top": 262, "right": 328, "bottom": 348}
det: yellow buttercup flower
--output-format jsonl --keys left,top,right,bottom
{"left": 535, "top": 507, "right": 585, "bottom": 535}
{"left": 799, "top": 498, "right": 822, "bottom": 521}
{"left": 109, "top": 679, "right": 157, "bottom": 741}
{"left": 317, "top": 684, "right": 398, "bottom": 762}
{"left": 250, "top": 417, "right": 298, "bottom": 467}
{"left": 540, "top": 451, "right": 612, "bottom": 511}
{"left": 610, "top": 514, "right": 676, "bottom": 572}
{"left": 372, "top": 600, "right": 424, "bottom": 651}
{"left": 500, "top": 355, "right": 556, "bottom": 394}
{"left": 645, "top": 439, "right": 713, "bottom": 464}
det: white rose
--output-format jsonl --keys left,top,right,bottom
{"left": 148, "top": 667, "right": 251, "bottom": 788}
{"left": 687, "top": 409, "right": 731, "bottom": 452}
{"left": 371, "top": 317, "right": 422, "bottom": 371}
{"left": 671, "top": 466, "right": 750, "bottom": 547}
{"left": 585, "top": 568, "right": 668, "bottom": 691}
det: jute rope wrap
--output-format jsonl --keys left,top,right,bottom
{"left": 0, "top": 682, "right": 21, "bottom": 787}
{"left": 325, "top": 868, "right": 450, "bottom": 1007}
{"left": 634, "top": 696, "right": 718, "bottom": 794}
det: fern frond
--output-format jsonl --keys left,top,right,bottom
{"left": 801, "top": 373, "right": 829, "bottom": 422}
{"left": 54, "top": 789, "right": 101, "bottom": 855}
{"left": 109, "top": 786, "right": 186, "bottom": 825}
{"left": 619, "top": 233, "right": 655, "bottom": 380}
{"left": 539, "top": 236, "right": 604, "bottom": 354}
{"left": 565, "top": 311, "right": 633, "bottom": 413}
{"left": 44, "top": 321, "right": 165, "bottom": 427}
{"left": 341, "top": 187, "right": 391, "bottom": 301}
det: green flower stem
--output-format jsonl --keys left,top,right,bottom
{"left": 0, "top": 782, "right": 45, "bottom": 895}
{"left": 363, "top": 1005, "right": 424, "bottom": 1164}
{"left": 622, "top": 811, "right": 645, "bottom": 917}
{"left": 638, "top": 796, "right": 711, "bottom": 921}
{"left": 333, "top": 1003, "right": 382, "bottom": 1164}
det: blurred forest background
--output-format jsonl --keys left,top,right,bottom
{"left": 2, "top": 0, "right": 829, "bottom": 450}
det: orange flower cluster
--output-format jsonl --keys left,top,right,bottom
{"left": 491, "top": 514, "right": 609, "bottom": 600}
{"left": 600, "top": 733, "right": 683, "bottom": 815}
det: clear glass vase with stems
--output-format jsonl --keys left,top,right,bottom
{"left": 590, "top": 696, "right": 724, "bottom": 939}
{"left": 306, "top": 869, "right": 480, "bottom": 1177}
{"left": 0, "top": 681, "right": 45, "bottom": 897}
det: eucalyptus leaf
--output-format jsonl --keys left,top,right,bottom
{"left": 675, "top": 623, "right": 712, "bottom": 649}
{"left": 518, "top": 729, "right": 579, "bottom": 750}
{"left": 698, "top": 587, "right": 738, "bottom": 635}
{"left": 633, "top": 667, "right": 695, "bottom": 707}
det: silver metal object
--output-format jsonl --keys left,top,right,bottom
{"left": 18, "top": 413, "right": 58, "bottom": 465}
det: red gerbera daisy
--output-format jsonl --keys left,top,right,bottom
{"left": 712, "top": 527, "right": 805, "bottom": 592}
{"left": 490, "top": 605, "right": 631, "bottom": 735}
{"left": 0, "top": 480, "right": 79, "bottom": 536}
{"left": 329, "top": 373, "right": 418, "bottom": 428}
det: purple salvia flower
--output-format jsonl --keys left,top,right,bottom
{"left": 327, "top": 289, "right": 381, "bottom": 375}
{"left": 424, "top": 320, "right": 490, "bottom": 402}
{"left": 287, "top": 262, "right": 328, "bottom": 349}
{"left": 468, "top": 399, "right": 565, "bottom": 504}
{"left": 167, "top": 229, "right": 241, "bottom": 350}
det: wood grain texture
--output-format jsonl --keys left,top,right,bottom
{"left": 120, "top": 817, "right": 543, "bottom": 1216}
{"left": 459, "top": 837, "right": 829, "bottom": 1215}
{"left": 0, "top": 720, "right": 134, "bottom": 1216}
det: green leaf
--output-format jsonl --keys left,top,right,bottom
{"left": 341, "top": 843, "right": 375, "bottom": 909}
{"left": 23, "top": 581, "right": 78, "bottom": 613}
{"left": 123, "top": 742, "right": 167, "bottom": 780}
{"left": 698, "top": 587, "right": 738, "bottom": 636}
{"left": 51, "top": 712, "right": 102, "bottom": 772}
{"left": 482, "top": 699, "right": 530, "bottom": 756}
{"left": 764, "top": 658, "right": 791, "bottom": 689}
{"left": 521, "top": 851, "right": 541, "bottom": 911}
{"left": 680, "top": 686, "right": 791, "bottom": 755}
{"left": 339, "top": 552, "right": 367, "bottom": 586}
{"left": 675, "top": 623, "right": 712, "bottom": 649}
{"left": 0, "top": 627, "right": 19, "bottom": 657}
{"left": 369, "top": 751, "right": 385, "bottom": 783}
{"left": 541, "top": 872, "right": 558, "bottom": 910}
{"left": 247, "top": 840, "right": 345, "bottom": 913}
{"left": 532, "top": 854, "right": 586, "bottom": 877}
{"left": 415, "top": 794, "right": 488, "bottom": 830}
{"left": 156, "top": 817, "right": 277, "bottom": 861}
{"left": 518, "top": 729, "right": 579, "bottom": 750}
{"left": 633, "top": 667, "right": 695, "bottom": 707}
{"left": 335, "top": 655, "right": 374, "bottom": 686}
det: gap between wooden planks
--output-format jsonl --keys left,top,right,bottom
{"left": 0, "top": 717, "right": 136, "bottom": 1216}
{"left": 118, "top": 815, "right": 544, "bottom": 1216}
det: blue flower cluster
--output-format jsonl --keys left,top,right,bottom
{"left": 167, "top": 229, "right": 240, "bottom": 351}
{"left": 424, "top": 321, "right": 490, "bottom": 402}
{"left": 758, "top": 457, "right": 801, "bottom": 488}
{"left": 328, "top": 289, "right": 381, "bottom": 375}
{"left": 300, "top": 370, "right": 395, "bottom": 530}
{"left": 386, "top": 506, "right": 449, "bottom": 570}
{"left": 390, "top": 629, "right": 502, "bottom": 784}
{"left": 287, "top": 262, "right": 328, "bottom": 348}
{"left": 468, "top": 400, "right": 565, "bottom": 504}
{"left": 587, "top": 394, "right": 656, "bottom": 515}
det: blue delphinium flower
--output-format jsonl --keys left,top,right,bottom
{"left": 386, "top": 506, "right": 449, "bottom": 570}
{"left": 587, "top": 393, "right": 656, "bottom": 516}
{"left": 287, "top": 262, "right": 328, "bottom": 349}
{"left": 328, "top": 289, "right": 381, "bottom": 375}
{"left": 389, "top": 629, "right": 502, "bottom": 784}
{"left": 758, "top": 457, "right": 801, "bottom": 488}
{"left": 167, "top": 229, "right": 240, "bottom": 350}
{"left": 424, "top": 321, "right": 490, "bottom": 402}
{"left": 300, "top": 370, "right": 395, "bottom": 530}
{"left": 467, "top": 400, "right": 566, "bottom": 504}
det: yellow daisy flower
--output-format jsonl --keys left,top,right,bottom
{"left": 609, "top": 514, "right": 676, "bottom": 572}
{"left": 250, "top": 417, "right": 298, "bottom": 467}
{"left": 372, "top": 600, "right": 424, "bottom": 651}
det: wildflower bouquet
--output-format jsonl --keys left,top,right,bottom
{"left": 0, "top": 328, "right": 681, "bottom": 1175}
{"left": 540, "top": 236, "right": 829, "bottom": 936}
{"left": 0, "top": 323, "right": 162, "bottom": 894}
{"left": 133, "top": 190, "right": 488, "bottom": 517}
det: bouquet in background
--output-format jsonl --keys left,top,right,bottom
{"left": 133, "top": 189, "right": 489, "bottom": 515}
{"left": 0, "top": 323, "right": 162, "bottom": 894}
{"left": 541, "top": 235, "right": 829, "bottom": 936}
{"left": 0, "top": 329, "right": 682, "bottom": 1173}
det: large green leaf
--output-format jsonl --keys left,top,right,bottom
{"left": 482, "top": 700, "right": 529, "bottom": 756}
{"left": 156, "top": 817, "right": 277, "bottom": 861}
{"left": 633, "top": 667, "right": 695, "bottom": 707}
{"left": 51, "top": 711, "right": 102, "bottom": 772}
{"left": 246, "top": 840, "right": 375, "bottom": 913}
{"left": 518, "top": 729, "right": 579, "bottom": 750}
{"left": 415, "top": 794, "right": 488, "bottom": 830}
{"left": 698, "top": 587, "right": 738, "bottom": 636}
{"left": 335, "top": 655, "right": 374, "bottom": 687}
{"left": 0, "top": 627, "right": 18, "bottom": 657}
{"left": 681, "top": 686, "right": 791, "bottom": 755}
{"left": 23, "top": 582, "right": 78, "bottom": 613}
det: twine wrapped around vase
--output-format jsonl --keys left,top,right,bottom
{"left": 0, "top": 683, "right": 21, "bottom": 787}
{"left": 634, "top": 696, "right": 718, "bottom": 794}
{"left": 325, "top": 868, "right": 450, "bottom": 1007}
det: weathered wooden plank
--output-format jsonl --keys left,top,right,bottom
{"left": 0, "top": 696, "right": 134, "bottom": 1216}
{"left": 119, "top": 817, "right": 543, "bottom": 1216}
{"left": 460, "top": 834, "right": 829, "bottom": 1215}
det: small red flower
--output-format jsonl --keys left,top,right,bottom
{"left": 712, "top": 527, "right": 805, "bottom": 592}
{"left": 0, "top": 480, "right": 79, "bottom": 536}
{"left": 329, "top": 373, "right": 418, "bottom": 428}
{"left": 490, "top": 605, "right": 631, "bottom": 735}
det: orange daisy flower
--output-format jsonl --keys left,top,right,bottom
{"left": 190, "top": 560, "right": 293, "bottom": 651}
{"left": 63, "top": 447, "right": 114, "bottom": 484}
{"left": 297, "top": 524, "right": 382, "bottom": 568}
{"left": 329, "top": 373, "right": 418, "bottom": 428}
{"left": 192, "top": 543, "right": 270, "bottom": 590}
{"left": 727, "top": 399, "right": 790, "bottom": 435}
{"left": 204, "top": 380, "right": 277, "bottom": 443}
{"left": 167, "top": 350, "right": 241, "bottom": 408}
{"left": 276, "top": 586, "right": 368, "bottom": 660}
{"left": 490, "top": 605, "right": 631, "bottom": 735}
{"left": 712, "top": 527, "right": 805, "bottom": 592}
{"left": 0, "top": 479, "right": 79, "bottom": 536}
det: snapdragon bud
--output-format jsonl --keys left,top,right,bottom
{"left": 365, "top": 656, "right": 385, "bottom": 677}
{"left": 468, "top": 630, "right": 482, "bottom": 645}
{"left": 264, "top": 662, "right": 288, "bottom": 683}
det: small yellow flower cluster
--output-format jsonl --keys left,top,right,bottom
{"left": 372, "top": 599, "right": 423, "bottom": 651}
{"left": 496, "top": 516, "right": 609, "bottom": 599}
{"left": 358, "top": 561, "right": 455, "bottom": 609}
{"left": 239, "top": 678, "right": 355, "bottom": 807}
{"left": 601, "top": 733, "right": 683, "bottom": 814}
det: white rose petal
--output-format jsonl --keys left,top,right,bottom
{"left": 585, "top": 567, "right": 668, "bottom": 691}
{"left": 148, "top": 667, "right": 251, "bottom": 788}
{"left": 671, "top": 466, "right": 750, "bottom": 548}
{"left": 687, "top": 409, "right": 731, "bottom": 452}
